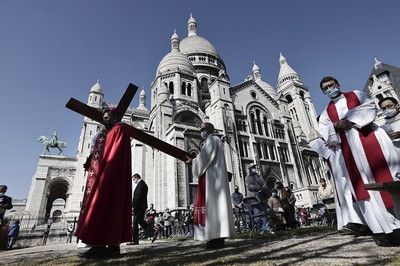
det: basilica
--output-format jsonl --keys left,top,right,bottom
{"left": 26, "top": 15, "right": 330, "bottom": 219}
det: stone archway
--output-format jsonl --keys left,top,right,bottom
{"left": 45, "top": 179, "right": 69, "bottom": 221}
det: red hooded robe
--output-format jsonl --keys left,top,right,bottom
{"left": 75, "top": 123, "right": 132, "bottom": 245}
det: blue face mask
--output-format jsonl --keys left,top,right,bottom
{"left": 324, "top": 86, "right": 341, "bottom": 98}
{"left": 201, "top": 131, "right": 208, "bottom": 139}
{"left": 383, "top": 108, "right": 398, "bottom": 118}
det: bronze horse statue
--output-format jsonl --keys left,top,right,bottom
{"left": 38, "top": 134, "right": 67, "bottom": 155}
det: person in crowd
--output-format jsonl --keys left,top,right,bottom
{"left": 231, "top": 185, "right": 245, "bottom": 232}
{"left": 0, "top": 185, "right": 13, "bottom": 224}
{"left": 0, "top": 218, "right": 9, "bottom": 250}
{"left": 378, "top": 97, "right": 400, "bottom": 158}
{"left": 268, "top": 189, "right": 287, "bottom": 229}
{"left": 66, "top": 223, "right": 74, "bottom": 243}
{"left": 7, "top": 219, "right": 20, "bottom": 250}
{"left": 184, "top": 204, "right": 194, "bottom": 238}
{"left": 145, "top": 204, "right": 156, "bottom": 237}
{"left": 162, "top": 208, "right": 173, "bottom": 238}
{"left": 131, "top": 173, "right": 148, "bottom": 245}
{"left": 42, "top": 222, "right": 51, "bottom": 246}
{"left": 245, "top": 164, "right": 269, "bottom": 203}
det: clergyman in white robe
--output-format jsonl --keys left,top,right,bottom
{"left": 319, "top": 89, "right": 400, "bottom": 234}
{"left": 191, "top": 133, "right": 235, "bottom": 241}
{"left": 309, "top": 133, "right": 364, "bottom": 231}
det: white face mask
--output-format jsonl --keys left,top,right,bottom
{"left": 201, "top": 131, "right": 208, "bottom": 139}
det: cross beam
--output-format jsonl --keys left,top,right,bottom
{"left": 66, "top": 83, "right": 194, "bottom": 162}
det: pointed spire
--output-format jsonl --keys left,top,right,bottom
{"left": 137, "top": 89, "right": 148, "bottom": 111}
{"left": 374, "top": 57, "right": 382, "bottom": 70}
{"left": 278, "top": 53, "right": 299, "bottom": 84}
{"left": 188, "top": 13, "right": 197, "bottom": 37}
{"left": 252, "top": 61, "right": 260, "bottom": 72}
{"left": 171, "top": 29, "right": 180, "bottom": 51}
{"left": 252, "top": 61, "right": 261, "bottom": 80}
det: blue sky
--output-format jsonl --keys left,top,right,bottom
{"left": 1, "top": 1, "right": 400, "bottom": 198}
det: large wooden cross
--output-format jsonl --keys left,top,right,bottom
{"left": 66, "top": 83, "right": 193, "bottom": 161}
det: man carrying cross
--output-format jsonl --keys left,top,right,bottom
{"left": 75, "top": 107, "right": 133, "bottom": 257}
{"left": 67, "top": 83, "right": 193, "bottom": 258}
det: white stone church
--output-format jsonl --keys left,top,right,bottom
{"left": 26, "top": 15, "right": 329, "bottom": 220}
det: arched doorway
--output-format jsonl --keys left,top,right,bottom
{"left": 45, "top": 179, "right": 69, "bottom": 221}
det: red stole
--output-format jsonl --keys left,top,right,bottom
{"left": 327, "top": 92, "right": 393, "bottom": 208}
{"left": 193, "top": 174, "right": 206, "bottom": 226}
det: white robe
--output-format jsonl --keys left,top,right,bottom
{"left": 192, "top": 134, "right": 235, "bottom": 240}
{"left": 319, "top": 90, "right": 400, "bottom": 234}
{"left": 309, "top": 138, "right": 364, "bottom": 230}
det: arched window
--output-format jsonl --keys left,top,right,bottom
{"left": 285, "top": 94, "right": 293, "bottom": 103}
{"left": 299, "top": 91, "right": 305, "bottom": 101}
{"left": 181, "top": 82, "right": 186, "bottom": 95}
{"left": 250, "top": 113, "right": 257, "bottom": 134}
{"left": 169, "top": 81, "right": 174, "bottom": 94}
{"left": 256, "top": 109, "right": 263, "bottom": 135}
{"left": 263, "top": 116, "right": 269, "bottom": 137}
{"left": 376, "top": 94, "right": 383, "bottom": 101}
{"left": 201, "top": 77, "right": 208, "bottom": 92}
{"left": 187, "top": 83, "right": 192, "bottom": 96}
{"left": 174, "top": 111, "right": 202, "bottom": 127}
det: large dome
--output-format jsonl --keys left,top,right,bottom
{"left": 180, "top": 35, "right": 219, "bottom": 57}
{"left": 157, "top": 49, "right": 194, "bottom": 75}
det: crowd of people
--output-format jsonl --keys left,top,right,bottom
{"left": 3, "top": 76, "right": 400, "bottom": 256}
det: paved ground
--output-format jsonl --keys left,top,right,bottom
{"left": 1, "top": 230, "right": 400, "bottom": 265}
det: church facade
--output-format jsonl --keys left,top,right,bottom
{"left": 26, "top": 15, "right": 328, "bottom": 219}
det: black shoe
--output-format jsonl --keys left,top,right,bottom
{"left": 387, "top": 230, "right": 400, "bottom": 246}
{"left": 107, "top": 245, "right": 121, "bottom": 256}
{"left": 205, "top": 238, "right": 225, "bottom": 249}
{"left": 373, "top": 234, "right": 398, "bottom": 247}
{"left": 77, "top": 246, "right": 109, "bottom": 258}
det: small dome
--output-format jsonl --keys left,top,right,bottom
{"left": 180, "top": 35, "right": 219, "bottom": 57}
{"left": 157, "top": 50, "right": 194, "bottom": 75}
{"left": 90, "top": 79, "right": 103, "bottom": 93}
{"left": 188, "top": 13, "right": 196, "bottom": 24}
{"left": 171, "top": 29, "right": 179, "bottom": 40}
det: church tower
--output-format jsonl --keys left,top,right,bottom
{"left": 65, "top": 80, "right": 104, "bottom": 215}
{"left": 276, "top": 53, "right": 318, "bottom": 141}
{"left": 149, "top": 30, "right": 205, "bottom": 209}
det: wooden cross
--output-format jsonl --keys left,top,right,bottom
{"left": 66, "top": 83, "right": 193, "bottom": 161}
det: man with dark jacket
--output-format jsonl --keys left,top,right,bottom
{"left": 131, "top": 174, "right": 148, "bottom": 245}
{"left": 0, "top": 185, "right": 13, "bottom": 223}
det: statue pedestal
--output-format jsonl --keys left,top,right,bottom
{"left": 25, "top": 155, "right": 77, "bottom": 219}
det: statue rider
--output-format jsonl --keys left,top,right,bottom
{"left": 51, "top": 131, "right": 58, "bottom": 147}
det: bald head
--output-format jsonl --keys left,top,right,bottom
{"left": 201, "top": 122, "right": 215, "bottom": 135}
